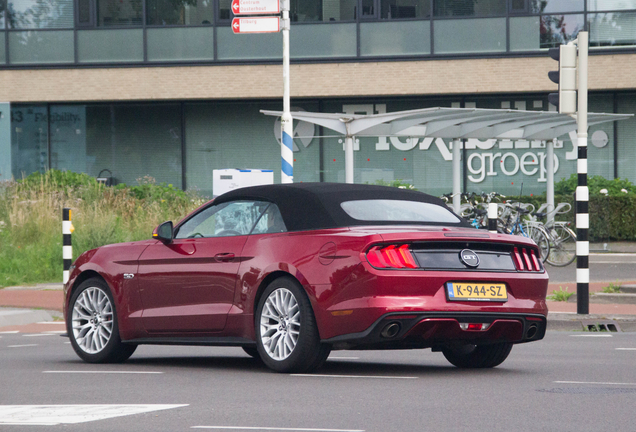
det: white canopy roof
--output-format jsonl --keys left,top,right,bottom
{"left": 261, "top": 107, "right": 631, "bottom": 140}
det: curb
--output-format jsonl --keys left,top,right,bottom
{"left": 547, "top": 313, "right": 636, "bottom": 332}
{"left": 0, "top": 308, "right": 55, "bottom": 327}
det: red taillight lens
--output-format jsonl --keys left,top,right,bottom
{"left": 522, "top": 248, "right": 533, "bottom": 271}
{"left": 530, "top": 249, "right": 542, "bottom": 271}
{"left": 398, "top": 244, "right": 418, "bottom": 268}
{"left": 367, "top": 244, "right": 418, "bottom": 269}
{"left": 366, "top": 246, "right": 388, "bottom": 268}
{"left": 513, "top": 247, "right": 525, "bottom": 271}
{"left": 513, "top": 247, "right": 542, "bottom": 272}
{"left": 382, "top": 245, "right": 402, "bottom": 268}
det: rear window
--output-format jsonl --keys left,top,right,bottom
{"left": 340, "top": 199, "right": 461, "bottom": 224}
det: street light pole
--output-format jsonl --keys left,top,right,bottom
{"left": 280, "top": 0, "right": 293, "bottom": 184}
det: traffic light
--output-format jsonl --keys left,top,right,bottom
{"left": 548, "top": 44, "right": 577, "bottom": 114}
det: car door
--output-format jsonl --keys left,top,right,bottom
{"left": 137, "top": 200, "right": 269, "bottom": 333}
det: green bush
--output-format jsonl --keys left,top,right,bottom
{"left": 554, "top": 173, "right": 635, "bottom": 197}
{"left": 0, "top": 170, "right": 205, "bottom": 288}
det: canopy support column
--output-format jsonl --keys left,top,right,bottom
{"left": 547, "top": 138, "right": 555, "bottom": 225}
{"left": 345, "top": 135, "right": 355, "bottom": 184}
{"left": 452, "top": 138, "right": 461, "bottom": 214}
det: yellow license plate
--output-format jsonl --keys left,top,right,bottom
{"left": 446, "top": 282, "right": 508, "bottom": 302}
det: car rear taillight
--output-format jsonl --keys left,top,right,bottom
{"left": 513, "top": 247, "right": 542, "bottom": 272}
{"left": 367, "top": 244, "right": 418, "bottom": 269}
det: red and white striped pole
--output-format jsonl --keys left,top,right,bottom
{"left": 63, "top": 208, "right": 72, "bottom": 284}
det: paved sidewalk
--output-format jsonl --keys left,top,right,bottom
{"left": 2, "top": 280, "right": 636, "bottom": 332}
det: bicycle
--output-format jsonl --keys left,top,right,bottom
{"left": 499, "top": 202, "right": 551, "bottom": 263}
{"left": 530, "top": 203, "right": 577, "bottom": 267}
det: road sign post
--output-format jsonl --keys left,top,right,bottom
{"left": 232, "top": 0, "right": 292, "bottom": 183}
{"left": 280, "top": 0, "right": 292, "bottom": 183}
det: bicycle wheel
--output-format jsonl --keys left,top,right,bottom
{"left": 546, "top": 225, "right": 576, "bottom": 267}
{"left": 525, "top": 224, "right": 550, "bottom": 263}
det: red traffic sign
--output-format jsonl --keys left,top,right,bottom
{"left": 232, "top": 17, "right": 280, "bottom": 34}
{"left": 231, "top": 0, "right": 280, "bottom": 15}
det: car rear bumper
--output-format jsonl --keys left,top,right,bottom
{"left": 322, "top": 311, "right": 546, "bottom": 350}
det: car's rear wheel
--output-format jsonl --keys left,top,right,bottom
{"left": 442, "top": 342, "right": 513, "bottom": 368}
{"left": 68, "top": 278, "right": 136, "bottom": 363}
{"left": 255, "top": 277, "right": 330, "bottom": 373}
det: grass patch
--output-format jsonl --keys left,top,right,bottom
{"left": 547, "top": 286, "right": 574, "bottom": 302}
{"left": 602, "top": 281, "right": 622, "bottom": 294}
{"left": 0, "top": 170, "right": 205, "bottom": 288}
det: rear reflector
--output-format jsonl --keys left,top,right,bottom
{"left": 459, "top": 322, "right": 491, "bottom": 331}
{"left": 366, "top": 244, "right": 418, "bottom": 269}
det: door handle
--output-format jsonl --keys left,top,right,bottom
{"left": 214, "top": 252, "right": 235, "bottom": 261}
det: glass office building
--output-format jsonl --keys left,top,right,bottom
{"left": 1, "top": 0, "right": 636, "bottom": 197}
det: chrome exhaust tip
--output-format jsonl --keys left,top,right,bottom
{"left": 380, "top": 322, "right": 401, "bottom": 338}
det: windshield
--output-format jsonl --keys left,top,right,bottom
{"left": 340, "top": 199, "right": 460, "bottom": 224}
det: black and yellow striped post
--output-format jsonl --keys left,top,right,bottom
{"left": 63, "top": 208, "right": 73, "bottom": 284}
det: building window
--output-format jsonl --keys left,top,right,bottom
{"left": 434, "top": 0, "right": 506, "bottom": 17}
{"left": 8, "top": 0, "right": 74, "bottom": 28}
{"left": 146, "top": 0, "right": 213, "bottom": 26}
{"left": 97, "top": 0, "right": 142, "bottom": 26}
{"left": 540, "top": 14, "right": 584, "bottom": 47}
{"left": 588, "top": 0, "right": 636, "bottom": 11}
{"left": 77, "top": 0, "right": 143, "bottom": 27}
{"left": 380, "top": 0, "right": 430, "bottom": 19}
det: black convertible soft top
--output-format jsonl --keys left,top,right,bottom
{"left": 213, "top": 183, "right": 471, "bottom": 232}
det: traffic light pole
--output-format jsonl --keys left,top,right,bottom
{"left": 281, "top": 0, "right": 293, "bottom": 184}
{"left": 576, "top": 31, "right": 589, "bottom": 314}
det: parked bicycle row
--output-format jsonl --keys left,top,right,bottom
{"left": 440, "top": 192, "right": 576, "bottom": 267}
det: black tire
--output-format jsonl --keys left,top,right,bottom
{"left": 242, "top": 346, "right": 259, "bottom": 359}
{"left": 442, "top": 342, "right": 513, "bottom": 368}
{"left": 67, "top": 277, "right": 137, "bottom": 363}
{"left": 255, "top": 276, "right": 329, "bottom": 373}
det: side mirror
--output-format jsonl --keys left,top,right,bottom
{"left": 152, "top": 221, "right": 174, "bottom": 243}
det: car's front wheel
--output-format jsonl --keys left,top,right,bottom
{"left": 67, "top": 277, "right": 136, "bottom": 363}
{"left": 255, "top": 277, "right": 330, "bottom": 373}
{"left": 442, "top": 342, "right": 513, "bottom": 368}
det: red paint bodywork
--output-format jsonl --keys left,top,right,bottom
{"left": 64, "top": 222, "right": 548, "bottom": 347}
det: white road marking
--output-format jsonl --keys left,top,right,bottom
{"left": 23, "top": 334, "right": 55, "bottom": 337}
{"left": 43, "top": 371, "right": 163, "bottom": 374}
{"left": 36, "top": 322, "right": 65, "bottom": 325}
{"left": 192, "top": 427, "right": 364, "bottom": 431}
{"left": 8, "top": 344, "right": 38, "bottom": 348}
{"left": 328, "top": 357, "right": 360, "bottom": 360}
{"left": 64, "top": 341, "right": 71, "bottom": 344}
{"left": 616, "top": 348, "right": 636, "bottom": 351}
{"left": 590, "top": 261, "right": 636, "bottom": 264}
{"left": 42, "top": 330, "right": 67, "bottom": 334}
{"left": 0, "top": 404, "right": 188, "bottom": 425}
{"left": 292, "top": 374, "right": 416, "bottom": 380}
{"left": 589, "top": 253, "right": 636, "bottom": 256}
{"left": 0, "top": 331, "right": 19, "bottom": 334}
{"left": 555, "top": 381, "right": 636, "bottom": 386}
{"left": 570, "top": 334, "right": 613, "bottom": 337}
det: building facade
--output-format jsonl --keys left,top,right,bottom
{"left": 0, "top": 0, "right": 635, "bottom": 197}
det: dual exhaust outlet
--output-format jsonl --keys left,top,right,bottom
{"left": 380, "top": 320, "right": 539, "bottom": 340}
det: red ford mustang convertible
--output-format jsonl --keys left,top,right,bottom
{"left": 64, "top": 183, "right": 548, "bottom": 372}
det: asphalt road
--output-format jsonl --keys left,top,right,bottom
{"left": 545, "top": 253, "right": 636, "bottom": 283}
{"left": 1, "top": 330, "right": 635, "bottom": 431}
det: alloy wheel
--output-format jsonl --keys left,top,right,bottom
{"left": 259, "top": 288, "right": 301, "bottom": 361}
{"left": 71, "top": 287, "right": 114, "bottom": 354}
